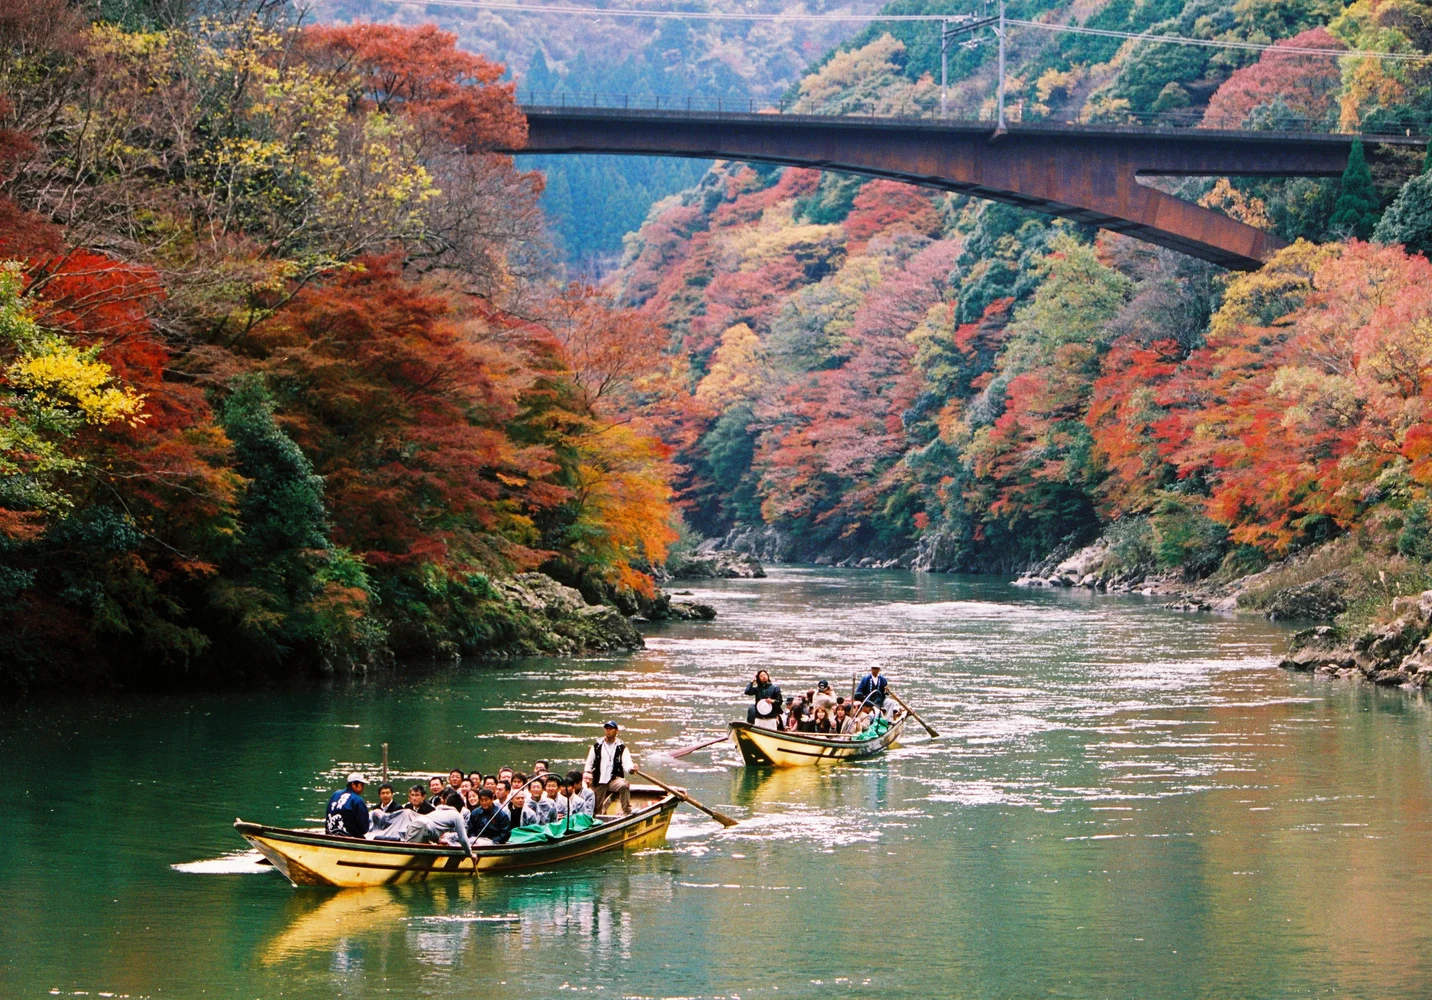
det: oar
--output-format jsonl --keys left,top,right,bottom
{"left": 887, "top": 687, "right": 939, "bottom": 738}
{"left": 668, "top": 734, "right": 730, "bottom": 759}
{"left": 638, "top": 771, "right": 739, "bottom": 828}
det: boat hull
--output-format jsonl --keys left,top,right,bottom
{"left": 729, "top": 715, "right": 908, "bottom": 767}
{"left": 237, "top": 786, "right": 678, "bottom": 888}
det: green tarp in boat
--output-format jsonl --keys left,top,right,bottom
{"left": 505, "top": 813, "right": 598, "bottom": 845}
{"left": 855, "top": 717, "right": 893, "bottom": 742}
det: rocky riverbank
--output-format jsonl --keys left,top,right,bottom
{"left": 480, "top": 573, "right": 716, "bottom": 658}
{"left": 1280, "top": 591, "right": 1432, "bottom": 689}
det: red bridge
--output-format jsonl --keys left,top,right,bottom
{"left": 514, "top": 106, "right": 1424, "bottom": 270}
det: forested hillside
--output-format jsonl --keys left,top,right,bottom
{"left": 618, "top": 0, "right": 1432, "bottom": 614}
{"left": 0, "top": 1, "right": 681, "bottom": 687}
{"left": 317, "top": 0, "right": 884, "bottom": 267}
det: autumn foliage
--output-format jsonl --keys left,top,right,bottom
{"left": 0, "top": 8, "right": 676, "bottom": 685}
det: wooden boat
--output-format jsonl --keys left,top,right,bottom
{"left": 235, "top": 783, "right": 679, "bottom": 888}
{"left": 729, "top": 713, "right": 908, "bottom": 766}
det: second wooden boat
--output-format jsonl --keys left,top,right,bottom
{"left": 729, "top": 713, "right": 908, "bottom": 767}
{"left": 236, "top": 783, "right": 679, "bottom": 888}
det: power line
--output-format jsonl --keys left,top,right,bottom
{"left": 1009, "top": 18, "right": 1432, "bottom": 63}
{"left": 365, "top": 0, "right": 957, "bottom": 22}
{"left": 361, "top": 0, "right": 1432, "bottom": 63}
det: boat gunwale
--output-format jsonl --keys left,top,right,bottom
{"left": 235, "top": 791, "right": 678, "bottom": 860}
{"left": 728, "top": 715, "right": 908, "bottom": 751}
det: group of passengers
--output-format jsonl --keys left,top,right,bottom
{"left": 744, "top": 665, "right": 892, "bottom": 736}
{"left": 324, "top": 720, "right": 639, "bottom": 855}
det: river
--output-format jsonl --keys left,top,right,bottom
{"left": 4, "top": 568, "right": 1432, "bottom": 998}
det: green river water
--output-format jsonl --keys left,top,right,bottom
{"left": 4, "top": 568, "right": 1432, "bottom": 999}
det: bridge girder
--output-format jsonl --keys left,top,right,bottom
{"left": 515, "top": 108, "right": 1422, "bottom": 270}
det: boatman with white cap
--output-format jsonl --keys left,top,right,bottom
{"left": 326, "top": 772, "right": 371, "bottom": 837}
{"left": 583, "top": 720, "right": 638, "bottom": 816}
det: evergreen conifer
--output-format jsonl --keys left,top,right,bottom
{"left": 1329, "top": 139, "right": 1381, "bottom": 239}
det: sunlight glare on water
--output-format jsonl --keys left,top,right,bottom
{"left": 4, "top": 568, "right": 1432, "bottom": 999}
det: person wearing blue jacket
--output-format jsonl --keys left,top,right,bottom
{"left": 854, "top": 665, "right": 889, "bottom": 713}
{"left": 326, "top": 772, "right": 370, "bottom": 837}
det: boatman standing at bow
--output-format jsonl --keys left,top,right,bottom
{"left": 854, "top": 665, "right": 889, "bottom": 716}
{"left": 326, "top": 772, "right": 370, "bottom": 837}
{"left": 584, "top": 720, "right": 638, "bottom": 816}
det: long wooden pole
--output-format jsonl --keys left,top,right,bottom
{"left": 887, "top": 688, "right": 940, "bottom": 738}
{"left": 639, "top": 772, "right": 739, "bottom": 828}
{"left": 382, "top": 743, "right": 389, "bottom": 783}
{"left": 669, "top": 734, "right": 730, "bottom": 759}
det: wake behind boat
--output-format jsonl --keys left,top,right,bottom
{"left": 236, "top": 783, "right": 679, "bottom": 887}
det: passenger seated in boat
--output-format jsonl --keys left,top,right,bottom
{"left": 832, "top": 704, "right": 850, "bottom": 734}
{"left": 483, "top": 775, "right": 498, "bottom": 793}
{"left": 405, "top": 783, "right": 434, "bottom": 814}
{"left": 812, "top": 707, "right": 835, "bottom": 734}
{"left": 752, "top": 698, "right": 781, "bottom": 731}
{"left": 569, "top": 771, "right": 596, "bottom": 818}
{"left": 426, "top": 776, "right": 446, "bottom": 808}
{"left": 541, "top": 774, "right": 567, "bottom": 820}
{"left": 374, "top": 782, "right": 401, "bottom": 815}
{"left": 467, "top": 787, "right": 511, "bottom": 845}
{"left": 369, "top": 791, "right": 472, "bottom": 852}
{"left": 813, "top": 680, "right": 837, "bottom": 713}
{"left": 325, "top": 773, "right": 370, "bottom": 837}
{"left": 745, "top": 670, "right": 783, "bottom": 724}
{"left": 447, "top": 768, "right": 464, "bottom": 793}
{"left": 533, "top": 760, "right": 550, "bottom": 777}
{"left": 493, "top": 779, "right": 511, "bottom": 809}
{"left": 853, "top": 702, "right": 877, "bottom": 734}
{"left": 507, "top": 787, "right": 529, "bottom": 826}
{"left": 526, "top": 778, "right": 558, "bottom": 825}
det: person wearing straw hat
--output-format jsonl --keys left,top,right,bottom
{"left": 325, "top": 772, "right": 370, "bottom": 837}
{"left": 584, "top": 720, "right": 638, "bottom": 816}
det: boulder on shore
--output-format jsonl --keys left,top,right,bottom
{"left": 486, "top": 573, "right": 644, "bottom": 656}
{"left": 1262, "top": 576, "right": 1349, "bottom": 621}
{"left": 668, "top": 550, "right": 766, "bottom": 580}
{"left": 1278, "top": 590, "right": 1432, "bottom": 689}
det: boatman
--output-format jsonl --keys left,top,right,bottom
{"left": 326, "top": 772, "right": 370, "bottom": 838}
{"left": 584, "top": 720, "right": 638, "bottom": 816}
{"left": 854, "top": 665, "right": 889, "bottom": 715}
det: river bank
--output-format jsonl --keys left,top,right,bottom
{"left": 693, "top": 522, "right": 1432, "bottom": 693}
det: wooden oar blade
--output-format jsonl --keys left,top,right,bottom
{"left": 641, "top": 771, "right": 739, "bottom": 828}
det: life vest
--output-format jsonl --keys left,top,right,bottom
{"left": 591, "top": 739, "right": 627, "bottom": 782}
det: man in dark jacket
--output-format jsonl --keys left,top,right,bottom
{"left": 467, "top": 787, "right": 510, "bottom": 844}
{"left": 404, "top": 784, "right": 435, "bottom": 814}
{"left": 854, "top": 665, "right": 889, "bottom": 712}
{"left": 744, "top": 670, "right": 783, "bottom": 724}
{"left": 326, "top": 772, "right": 370, "bottom": 837}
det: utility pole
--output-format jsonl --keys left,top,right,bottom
{"left": 939, "top": 6, "right": 1001, "bottom": 122}
{"left": 996, "top": 0, "right": 1007, "bottom": 133}
{"left": 941, "top": 18, "right": 948, "bottom": 118}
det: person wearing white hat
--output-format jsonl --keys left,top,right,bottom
{"left": 325, "top": 772, "right": 370, "bottom": 837}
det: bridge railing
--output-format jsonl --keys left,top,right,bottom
{"left": 514, "top": 89, "right": 1431, "bottom": 140}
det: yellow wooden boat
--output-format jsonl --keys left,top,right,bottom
{"left": 729, "top": 713, "right": 908, "bottom": 766}
{"left": 235, "top": 783, "right": 678, "bottom": 888}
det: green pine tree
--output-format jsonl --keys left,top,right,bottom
{"left": 215, "top": 376, "right": 378, "bottom": 663}
{"left": 1329, "top": 139, "right": 1382, "bottom": 239}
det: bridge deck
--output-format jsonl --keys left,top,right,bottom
{"left": 512, "top": 107, "right": 1424, "bottom": 269}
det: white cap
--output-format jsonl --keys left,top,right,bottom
{"left": 347, "top": 772, "right": 367, "bottom": 785}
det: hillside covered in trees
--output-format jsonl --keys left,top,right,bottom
{"left": 0, "top": 0, "right": 683, "bottom": 687}
{"left": 318, "top": 0, "right": 885, "bottom": 267}
{"left": 618, "top": 0, "right": 1432, "bottom": 621}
